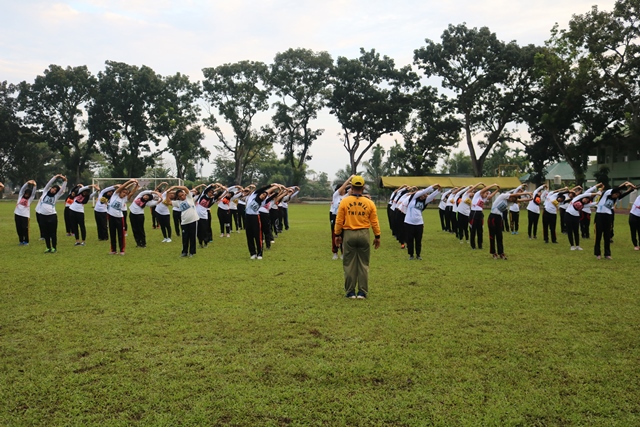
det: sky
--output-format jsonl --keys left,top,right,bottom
{"left": 0, "top": 0, "right": 617, "bottom": 181}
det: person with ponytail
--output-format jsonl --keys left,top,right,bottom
{"left": 69, "top": 184, "right": 100, "bottom": 246}
{"left": 594, "top": 181, "right": 636, "bottom": 259}
{"left": 488, "top": 189, "right": 532, "bottom": 260}
{"left": 629, "top": 187, "right": 640, "bottom": 251}
{"left": 153, "top": 184, "right": 173, "bottom": 243}
{"left": 14, "top": 179, "right": 37, "bottom": 245}
{"left": 129, "top": 189, "right": 162, "bottom": 248}
{"left": 564, "top": 184, "right": 602, "bottom": 251}
{"left": 166, "top": 185, "right": 199, "bottom": 257}
{"left": 64, "top": 184, "right": 82, "bottom": 236}
{"left": 152, "top": 182, "right": 168, "bottom": 231}
{"left": 227, "top": 185, "right": 243, "bottom": 233}
{"left": 35, "top": 174, "right": 68, "bottom": 253}
{"left": 216, "top": 186, "right": 233, "bottom": 238}
{"left": 244, "top": 183, "right": 280, "bottom": 259}
{"left": 94, "top": 186, "right": 115, "bottom": 241}
{"left": 107, "top": 179, "right": 138, "bottom": 255}
{"left": 469, "top": 184, "right": 500, "bottom": 250}
{"left": 194, "top": 183, "right": 221, "bottom": 247}
{"left": 403, "top": 184, "right": 441, "bottom": 260}
{"left": 526, "top": 184, "right": 547, "bottom": 240}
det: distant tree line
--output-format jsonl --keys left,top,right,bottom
{"left": 1, "top": 0, "right": 639, "bottom": 195}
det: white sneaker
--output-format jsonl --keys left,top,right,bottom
{"left": 162, "top": 238, "right": 168, "bottom": 243}
{"left": 576, "top": 246, "right": 583, "bottom": 250}
{"left": 166, "top": 238, "right": 172, "bottom": 243}
{"left": 250, "top": 255, "right": 257, "bottom": 259}
{"left": 226, "top": 234, "right": 230, "bottom": 237}
{"left": 570, "top": 246, "right": 576, "bottom": 251}
{"left": 257, "top": 255, "right": 263, "bottom": 260}
{"left": 332, "top": 253, "right": 338, "bottom": 260}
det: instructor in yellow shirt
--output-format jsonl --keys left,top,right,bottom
{"left": 334, "top": 175, "right": 381, "bottom": 299}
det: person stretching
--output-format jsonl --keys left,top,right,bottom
{"left": 14, "top": 180, "right": 37, "bottom": 245}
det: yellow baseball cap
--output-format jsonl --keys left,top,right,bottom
{"left": 351, "top": 175, "right": 365, "bottom": 187}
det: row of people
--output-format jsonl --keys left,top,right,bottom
{"left": 10, "top": 175, "right": 299, "bottom": 256}
{"left": 387, "top": 181, "right": 639, "bottom": 260}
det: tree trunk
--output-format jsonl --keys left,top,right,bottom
{"left": 464, "top": 119, "right": 483, "bottom": 177}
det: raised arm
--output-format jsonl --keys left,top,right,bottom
{"left": 337, "top": 176, "right": 354, "bottom": 196}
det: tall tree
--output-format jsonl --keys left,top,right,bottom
{"left": 270, "top": 48, "right": 333, "bottom": 185}
{"left": 0, "top": 81, "right": 57, "bottom": 186}
{"left": 328, "top": 48, "right": 418, "bottom": 174}
{"left": 529, "top": 30, "right": 614, "bottom": 185}
{"left": 18, "top": 65, "right": 97, "bottom": 182}
{"left": 201, "top": 61, "right": 273, "bottom": 184}
{"left": 154, "top": 73, "right": 208, "bottom": 180}
{"left": 89, "top": 61, "right": 163, "bottom": 177}
{"left": 396, "top": 87, "right": 461, "bottom": 175}
{"left": 565, "top": 1, "right": 640, "bottom": 134}
{"left": 414, "top": 24, "right": 539, "bottom": 176}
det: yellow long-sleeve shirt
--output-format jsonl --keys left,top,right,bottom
{"left": 334, "top": 194, "right": 381, "bottom": 237}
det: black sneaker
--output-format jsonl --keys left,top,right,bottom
{"left": 345, "top": 292, "right": 356, "bottom": 299}
{"left": 416, "top": 256, "right": 423, "bottom": 260}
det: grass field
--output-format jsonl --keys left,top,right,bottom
{"left": 1, "top": 201, "right": 639, "bottom": 426}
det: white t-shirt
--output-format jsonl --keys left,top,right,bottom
{"left": 471, "top": 192, "right": 487, "bottom": 212}
{"left": 129, "top": 191, "right": 159, "bottom": 215}
{"left": 36, "top": 176, "right": 67, "bottom": 216}
{"left": 543, "top": 192, "right": 562, "bottom": 215}
{"left": 490, "top": 194, "right": 510, "bottom": 215}
{"left": 457, "top": 191, "right": 473, "bottom": 216}
{"left": 69, "top": 186, "right": 92, "bottom": 213}
{"left": 107, "top": 193, "right": 128, "bottom": 218}
{"left": 526, "top": 185, "right": 546, "bottom": 214}
{"left": 330, "top": 190, "right": 345, "bottom": 215}
{"left": 155, "top": 192, "right": 170, "bottom": 216}
{"left": 95, "top": 186, "right": 115, "bottom": 213}
{"left": 172, "top": 193, "right": 198, "bottom": 225}
{"left": 14, "top": 182, "right": 36, "bottom": 218}
{"left": 404, "top": 187, "right": 439, "bottom": 225}
{"left": 630, "top": 196, "right": 640, "bottom": 217}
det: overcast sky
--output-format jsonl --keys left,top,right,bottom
{"left": 1, "top": 0, "right": 616, "bottom": 180}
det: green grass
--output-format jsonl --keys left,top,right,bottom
{"left": 1, "top": 202, "right": 639, "bottom": 426}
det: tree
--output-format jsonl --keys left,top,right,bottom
{"left": 362, "top": 144, "right": 388, "bottom": 197}
{"left": 201, "top": 61, "right": 273, "bottom": 184}
{"left": 529, "top": 30, "right": 614, "bottom": 185}
{"left": 154, "top": 73, "right": 209, "bottom": 180}
{"left": 18, "top": 65, "right": 97, "bottom": 183}
{"left": 0, "top": 81, "right": 57, "bottom": 186}
{"left": 414, "top": 24, "right": 539, "bottom": 176}
{"left": 0, "top": 81, "right": 24, "bottom": 183}
{"left": 565, "top": 1, "right": 640, "bottom": 135}
{"left": 520, "top": 129, "right": 560, "bottom": 186}
{"left": 89, "top": 61, "right": 163, "bottom": 177}
{"left": 440, "top": 151, "right": 472, "bottom": 175}
{"left": 270, "top": 48, "right": 333, "bottom": 185}
{"left": 396, "top": 87, "right": 462, "bottom": 175}
{"left": 328, "top": 48, "right": 418, "bottom": 174}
